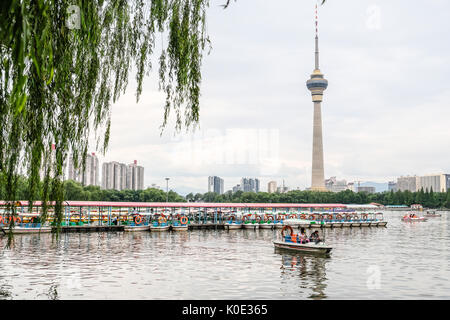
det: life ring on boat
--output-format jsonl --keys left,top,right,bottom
{"left": 362, "top": 214, "right": 368, "bottom": 220}
{"left": 289, "top": 214, "right": 296, "bottom": 219}
{"left": 327, "top": 214, "right": 333, "bottom": 220}
{"left": 14, "top": 216, "right": 21, "bottom": 224}
{"left": 228, "top": 215, "right": 236, "bottom": 222}
{"left": 300, "top": 214, "right": 306, "bottom": 220}
{"left": 309, "top": 214, "right": 315, "bottom": 221}
{"left": 281, "top": 225, "right": 294, "bottom": 237}
{"left": 158, "top": 216, "right": 167, "bottom": 224}
{"left": 180, "top": 216, "right": 188, "bottom": 225}
{"left": 134, "top": 215, "right": 143, "bottom": 225}
{"left": 353, "top": 215, "right": 359, "bottom": 220}
{"left": 336, "top": 214, "right": 343, "bottom": 220}
{"left": 255, "top": 215, "right": 262, "bottom": 222}
{"left": 265, "top": 215, "right": 274, "bottom": 222}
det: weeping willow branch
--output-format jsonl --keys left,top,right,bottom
{"left": 0, "top": 0, "right": 211, "bottom": 245}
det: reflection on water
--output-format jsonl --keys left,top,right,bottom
{"left": 1, "top": 211, "right": 450, "bottom": 299}
{"left": 280, "top": 253, "right": 328, "bottom": 299}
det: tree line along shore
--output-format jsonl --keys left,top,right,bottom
{"left": 2, "top": 178, "right": 450, "bottom": 209}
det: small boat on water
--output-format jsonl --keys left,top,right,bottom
{"left": 225, "top": 222, "right": 242, "bottom": 230}
{"left": 171, "top": 215, "right": 189, "bottom": 231}
{"left": 243, "top": 214, "right": 259, "bottom": 230}
{"left": 425, "top": 211, "right": 442, "bottom": 217}
{"left": 150, "top": 215, "right": 170, "bottom": 232}
{"left": 1, "top": 226, "right": 52, "bottom": 234}
{"left": 273, "top": 226, "right": 332, "bottom": 255}
{"left": 172, "top": 225, "right": 189, "bottom": 231}
{"left": 373, "top": 212, "right": 388, "bottom": 227}
{"left": 259, "top": 214, "right": 275, "bottom": 229}
{"left": 243, "top": 223, "right": 259, "bottom": 230}
{"left": 402, "top": 213, "right": 427, "bottom": 222}
{"left": 224, "top": 214, "right": 243, "bottom": 230}
{"left": 124, "top": 225, "right": 150, "bottom": 232}
{"left": 150, "top": 224, "right": 170, "bottom": 232}
{"left": 124, "top": 214, "right": 150, "bottom": 232}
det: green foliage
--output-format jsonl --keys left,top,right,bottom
{"left": 2, "top": 176, "right": 449, "bottom": 209}
{"left": 0, "top": 0, "right": 210, "bottom": 237}
{"left": 445, "top": 191, "right": 450, "bottom": 209}
{"left": 188, "top": 189, "right": 450, "bottom": 209}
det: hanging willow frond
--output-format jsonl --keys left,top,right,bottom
{"left": 0, "top": 0, "right": 210, "bottom": 245}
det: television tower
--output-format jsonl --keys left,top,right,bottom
{"left": 306, "top": 4, "right": 328, "bottom": 191}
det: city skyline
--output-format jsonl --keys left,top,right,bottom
{"left": 87, "top": 1, "right": 450, "bottom": 195}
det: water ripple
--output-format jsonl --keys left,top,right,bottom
{"left": 0, "top": 211, "right": 449, "bottom": 299}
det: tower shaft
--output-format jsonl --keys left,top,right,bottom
{"left": 311, "top": 102, "right": 326, "bottom": 191}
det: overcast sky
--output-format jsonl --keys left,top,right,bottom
{"left": 90, "top": 0, "right": 450, "bottom": 195}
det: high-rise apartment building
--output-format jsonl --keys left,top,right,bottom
{"left": 268, "top": 181, "right": 277, "bottom": 193}
{"left": 101, "top": 160, "right": 144, "bottom": 191}
{"left": 417, "top": 174, "right": 450, "bottom": 193}
{"left": 396, "top": 174, "right": 450, "bottom": 193}
{"left": 126, "top": 160, "right": 144, "bottom": 191}
{"left": 397, "top": 176, "right": 419, "bottom": 192}
{"left": 240, "top": 178, "right": 260, "bottom": 193}
{"left": 68, "top": 152, "right": 99, "bottom": 186}
{"left": 208, "top": 176, "right": 224, "bottom": 194}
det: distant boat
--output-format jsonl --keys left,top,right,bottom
{"left": 402, "top": 214, "right": 427, "bottom": 222}
{"left": 425, "top": 211, "right": 441, "bottom": 217}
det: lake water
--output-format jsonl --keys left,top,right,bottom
{"left": 1, "top": 211, "right": 449, "bottom": 300}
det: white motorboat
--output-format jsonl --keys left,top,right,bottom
{"left": 425, "top": 211, "right": 442, "bottom": 218}
{"left": 225, "top": 222, "right": 242, "bottom": 230}
{"left": 273, "top": 226, "right": 332, "bottom": 255}
{"left": 1, "top": 226, "right": 52, "bottom": 234}
{"left": 243, "top": 223, "right": 259, "bottom": 230}
{"left": 172, "top": 225, "right": 189, "bottom": 231}
{"left": 124, "top": 225, "right": 150, "bottom": 232}
{"left": 150, "top": 225, "right": 170, "bottom": 232}
{"left": 273, "top": 240, "right": 332, "bottom": 254}
{"left": 402, "top": 216, "right": 427, "bottom": 222}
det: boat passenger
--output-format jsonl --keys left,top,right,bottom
{"left": 309, "top": 231, "right": 321, "bottom": 244}
{"left": 299, "top": 228, "right": 309, "bottom": 244}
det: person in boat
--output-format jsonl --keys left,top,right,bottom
{"left": 299, "top": 228, "right": 309, "bottom": 243}
{"left": 309, "top": 230, "right": 321, "bottom": 244}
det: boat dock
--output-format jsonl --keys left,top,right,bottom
{"left": 0, "top": 201, "right": 388, "bottom": 233}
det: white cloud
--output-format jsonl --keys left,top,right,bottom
{"left": 88, "top": 0, "right": 450, "bottom": 193}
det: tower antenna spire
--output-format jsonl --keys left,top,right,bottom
{"left": 315, "top": 3, "right": 320, "bottom": 70}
